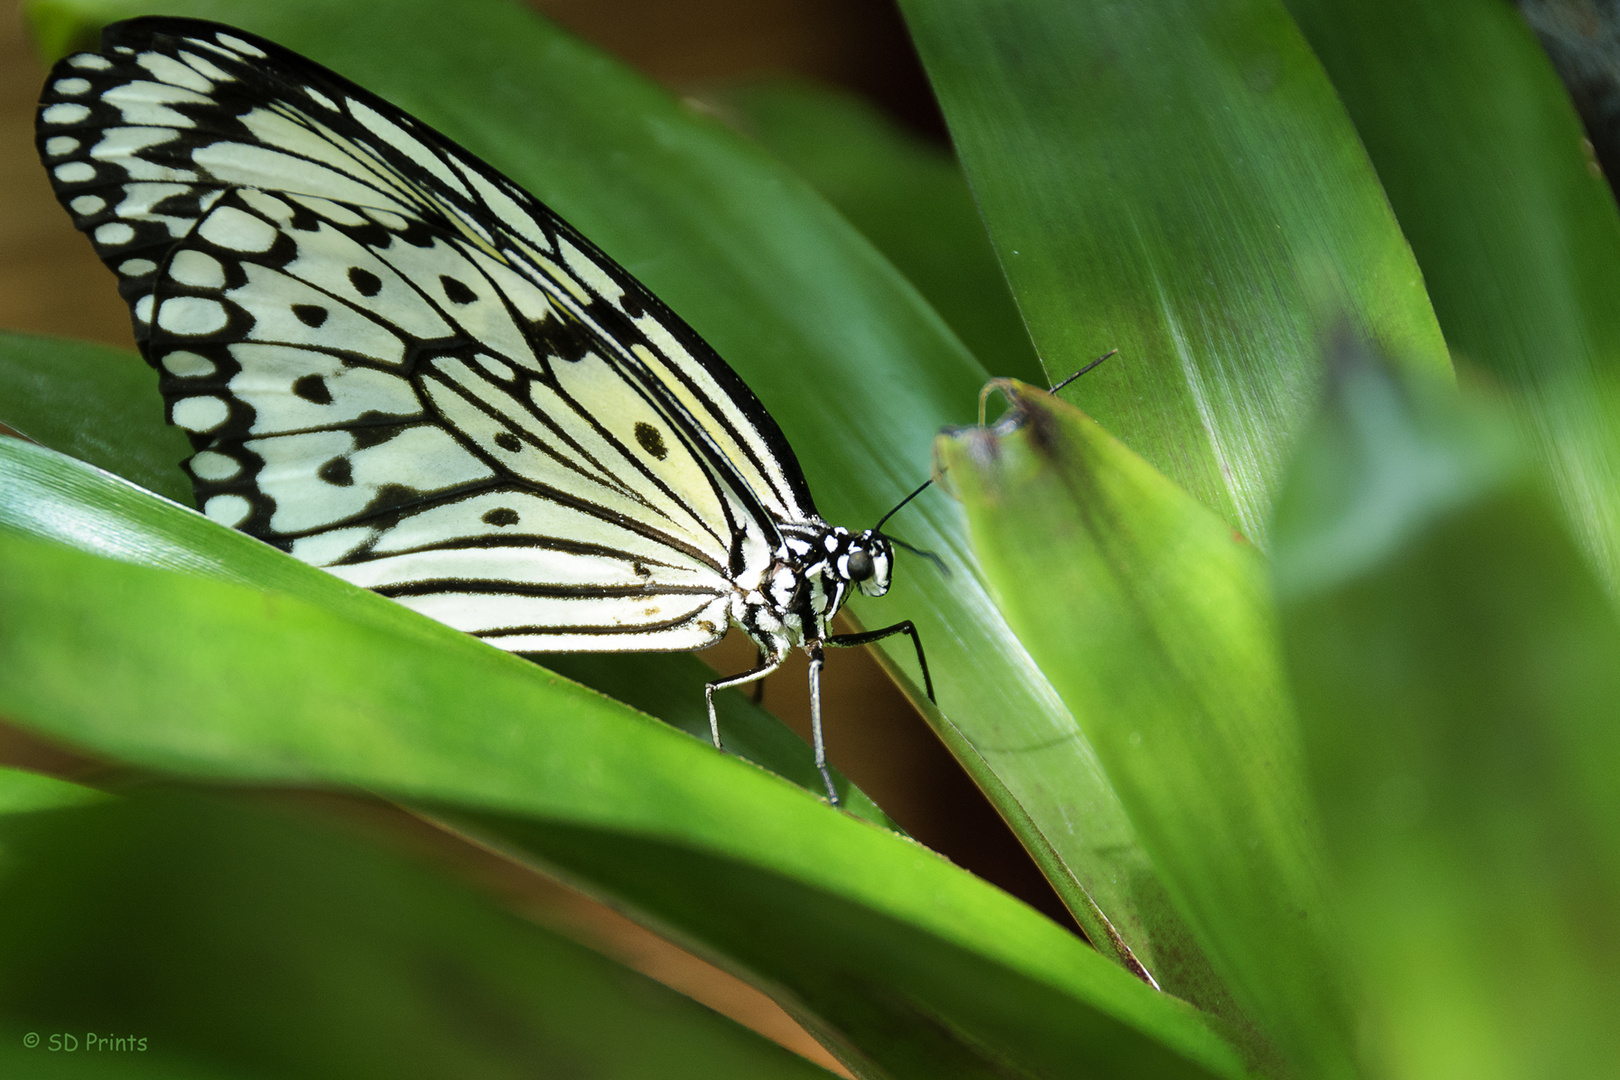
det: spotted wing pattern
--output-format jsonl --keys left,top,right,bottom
{"left": 37, "top": 16, "right": 820, "bottom": 652}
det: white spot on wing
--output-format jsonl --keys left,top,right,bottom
{"left": 172, "top": 395, "right": 229, "bottom": 431}
{"left": 170, "top": 250, "right": 226, "bottom": 289}
{"left": 189, "top": 450, "right": 241, "bottom": 481}
{"left": 53, "top": 161, "right": 94, "bottom": 182}
{"left": 204, "top": 494, "right": 252, "bottom": 526}
{"left": 94, "top": 222, "right": 135, "bottom": 246}
{"left": 214, "top": 33, "right": 268, "bottom": 58}
{"left": 158, "top": 296, "right": 229, "bottom": 335}
{"left": 42, "top": 103, "right": 89, "bottom": 125}
{"left": 71, "top": 194, "right": 104, "bottom": 215}
{"left": 198, "top": 206, "right": 278, "bottom": 252}
{"left": 161, "top": 350, "right": 216, "bottom": 378}
{"left": 68, "top": 53, "right": 112, "bottom": 70}
{"left": 45, "top": 136, "right": 79, "bottom": 156}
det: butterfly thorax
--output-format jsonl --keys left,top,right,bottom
{"left": 732, "top": 522, "right": 893, "bottom": 658}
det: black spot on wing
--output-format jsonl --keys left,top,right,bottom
{"left": 634, "top": 421, "right": 668, "bottom": 461}
{"left": 440, "top": 274, "right": 476, "bottom": 305}
{"left": 318, "top": 456, "right": 353, "bottom": 486}
{"left": 292, "top": 303, "right": 328, "bottom": 327}
{"left": 348, "top": 266, "right": 382, "bottom": 296}
{"left": 494, "top": 431, "right": 521, "bottom": 453}
{"left": 482, "top": 507, "right": 519, "bottom": 527}
{"left": 292, "top": 374, "right": 332, "bottom": 404}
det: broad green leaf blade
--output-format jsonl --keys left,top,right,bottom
{"left": 715, "top": 80, "right": 1043, "bottom": 384}
{"left": 0, "top": 766, "right": 109, "bottom": 815}
{"left": 1283, "top": 0, "right": 1620, "bottom": 598}
{"left": 0, "top": 529, "right": 1250, "bottom": 1080}
{"left": 935, "top": 387, "right": 1349, "bottom": 1078}
{"left": 1273, "top": 352, "right": 1620, "bottom": 1079}
{"left": 23, "top": 0, "right": 1168, "bottom": 966}
{"left": 446, "top": 811, "right": 1245, "bottom": 1080}
{"left": 0, "top": 438, "right": 893, "bottom": 824}
{"left": 898, "top": 0, "right": 1453, "bottom": 545}
{"left": 0, "top": 330, "right": 191, "bottom": 504}
{"left": 0, "top": 788, "right": 839, "bottom": 1080}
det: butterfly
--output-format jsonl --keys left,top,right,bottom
{"left": 36, "top": 16, "right": 933, "bottom": 805}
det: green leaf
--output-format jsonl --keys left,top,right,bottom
{"left": 0, "top": 767, "right": 109, "bottom": 816}
{"left": 21, "top": 0, "right": 1170, "bottom": 966}
{"left": 1274, "top": 350, "right": 1620, "bottom": 1079}
{"left": 715, "top": 80, "right": 1043, "bottom": 384}
{"left": 1282, "top": 0, "right": 1620, "bottom": 598}
{"left": 0, "top": 438, "right": 892, "bottom": 824}
{"left": 934, "top": 386, "right": 1349, "bottom": 1078}
{"left": 0, "top": 522, "right": 1249, "bottom": 1080}
{"left": 897, "top": 0, "right": 1453, "bottom": 545}
{"left": 0, "top": 787, "right": 839, "bottom": 1080}
{"left": 0, "top": 331, "right": 191, "bottom": 505}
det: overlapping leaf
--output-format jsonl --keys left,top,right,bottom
{"left": 935, "top": 386, "right": 1348, "bottom": 1078}
{"left": 1274, "top": 350, "right": 1620, "bottom": 1078}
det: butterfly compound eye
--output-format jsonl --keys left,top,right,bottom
{"left": 846, "top": 549, "right": 875, "bottom": 582}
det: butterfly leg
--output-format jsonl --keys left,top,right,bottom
{"left": 807, "top": 642, "right": 839, "bottom": 806}
{"left": 705, "top": 649, "right": 785, "bottom": 751}
{"left": 752, "top": 647, "right": 767, "bottom": 704}
{"left": 826, "top": 620, "right": 935, "bottom": 703}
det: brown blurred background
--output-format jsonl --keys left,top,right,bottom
{"left": 0, "top": 0, "right": 1074, "bottom": 1068}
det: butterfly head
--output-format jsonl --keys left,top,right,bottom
{"left": 842, "top": 530, "right": 894, "bottom": 598}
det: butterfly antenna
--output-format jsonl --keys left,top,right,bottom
{"left": 864, "top": 354, "right": 1115, "bottom": 574}
{"left": 872, "top": 477, "right": 933, "bottom": 534}
{"left": 1048, "top": 348, "right": 1119, "bottom": 396}
{"left": 884, "top": 534, "right": 948, "bottom": 575}
{"left": 869, "top": 479, "right": 949, "bottom": 576}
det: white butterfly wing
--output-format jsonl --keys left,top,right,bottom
{"left": 39, "top": 16, "right": 820, "bottom": 651}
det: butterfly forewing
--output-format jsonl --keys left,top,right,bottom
{"left": 35, "top": 16, "right": 830, "bottom": 649}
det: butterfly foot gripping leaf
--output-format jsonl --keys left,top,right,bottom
{"left": 36, "top": 16, "right": 933, "bottom": 805}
